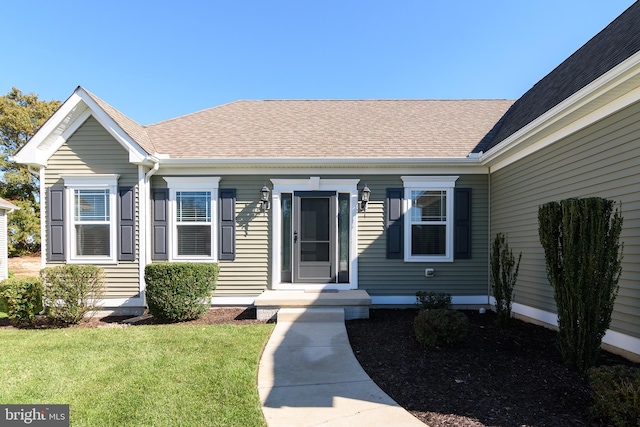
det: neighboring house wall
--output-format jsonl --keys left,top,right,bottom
{"left": 45, "top": 116, "right": 140, "bottom": 299}
{"left": 490, "top": 100, "right": 640, "bottom": 340}
{"left": 0, "top": 210, "right": 8, "bottom": 280}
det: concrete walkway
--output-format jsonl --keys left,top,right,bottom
{"left": 258, "top": 308, "right": 426, "bottom": 427}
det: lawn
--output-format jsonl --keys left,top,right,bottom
{"left": 0, "top": 323, "right": 274, "bottom": 427}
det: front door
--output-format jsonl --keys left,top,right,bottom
{"left": 293, "top": 192, "right": 336, "bottom": 283}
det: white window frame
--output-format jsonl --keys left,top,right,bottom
{"left": 401, "top": 176, "right": 458, "bottom": 263}
{"left": 61, "top": 174, "right": 119, "bottom": 264}
{"left": 163, "top": 177, "right": 220, "bottom": 262}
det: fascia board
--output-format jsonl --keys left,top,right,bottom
{"left": 12, "top": 93, "right": 85, "bottom": 166}
{"left": 481, "top": 51, "right": 640, "bottom": 171}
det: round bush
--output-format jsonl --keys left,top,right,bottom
{"left": 414, "top": 308, "right": 469, "bottom": 347}
{"left": 145, "top": 263, "right": 219, "bottom": 322}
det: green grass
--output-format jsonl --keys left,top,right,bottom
{"left": 0, "top": 323, "right": 274, "bottom": 426}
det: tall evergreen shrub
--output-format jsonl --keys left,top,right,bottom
{"left": 538, "top": 197, "right": 623, "bottom": 372}
{"left": 491, "top": 233, "right": 522, "bottom": 328}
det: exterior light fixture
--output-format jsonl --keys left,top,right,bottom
{"left": 260, "top": 185, "right": 271, "bottom": 211}
{"left": 360, "top": 185, "right": 371, "bottom": 212}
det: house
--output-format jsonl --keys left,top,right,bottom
{"left": 13, "top": 2, "right": 640, "bottom": 359}
{"left": 0, "top": 198, "right": 18, "bottom": 280}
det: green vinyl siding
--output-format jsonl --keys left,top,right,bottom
{"left": 45, "top": 115, "right": 140, "bottom": 299}
{"left": 491, "top": 100, "right": 640, "bottom": 339}
{"left": 358, "top": 175, "right": 489, "bottom": 297}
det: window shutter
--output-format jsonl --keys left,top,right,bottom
{"left": 454, "top": 188, "right": 472, "bottom": 260}
{"left": 151, "top": 188, "right": 169, "bottom": 260}
{"left": 118, "top": 186, "right": 136, "bottom": 261}
{"left": 47, "top": 186, "right": 65, "bottom": 262}
{"left": 386, "top": 188, "right": 404, "bottom": 259}
{"left": 219, "top": 188, "right": 236, "bottom": 261}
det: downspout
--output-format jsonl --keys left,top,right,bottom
{"left": 140, "top": 159, "right": 160, "bottom": 309}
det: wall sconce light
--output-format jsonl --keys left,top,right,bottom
{"left": 260, "top": 185, "right": 271, "bottom": 211}
{"left": 359, "top": 185, "right": 371, "bottom": 212}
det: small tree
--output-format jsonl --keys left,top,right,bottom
{"left": 490, "top": 233, "right": 521, "bottom": 328}
{"left": 538, "top": 197, "right": 623, "bottom": 372}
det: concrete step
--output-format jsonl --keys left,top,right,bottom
{"left": 254, "top": 290, "right": 371, "bottom": 321}
{"left": 277, "top": 307, "right": 345, "bottom": 323}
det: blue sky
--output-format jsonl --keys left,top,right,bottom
{"left": 3, "top": 1, "right": 636, "bottom": 125}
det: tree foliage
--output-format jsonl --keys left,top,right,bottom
{"left": 0, "top": 87, "right": 61, "bottom": 255}
{"left": 538, "top": 197, "right": 623, "bottom": 372}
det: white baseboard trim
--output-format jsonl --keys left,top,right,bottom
{"left": 371, "top": 295, "right": 490, "bottom": 306}
{"left": 511, "top": 302, "right": 640, "bottom": 357}
{"left": 210, "top": 296, "right": 256, "bottom": 306}
{"left": 97, "top": 297, "right": 144, "bottom": 307}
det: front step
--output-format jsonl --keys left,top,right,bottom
{"left": 277, "top": 307, "right": 345, "bottom": 323}
{"left": 254, "top": 290, "right": 371, "bottom": 321}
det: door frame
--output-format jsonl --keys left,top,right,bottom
{"left": 271, "top": 177, "right": 359, "bottom": 290}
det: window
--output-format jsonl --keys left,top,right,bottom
{"left": 402, "top": 176, "right": 458, "bottom": 262}
{"left": 61, "top": 174, "right": 119, "bottom": 263}
{"left": 176, "top": 191, "right": 212, "bottom": 256}
{"left": 164, "top": 177, "right": 220, "bottom": 261}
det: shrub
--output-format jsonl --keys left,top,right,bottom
{"left": 414, "top": 308, "right": 469, "bottom": 347}
{"left": 589, "top": 365, "right": 640, "bottom": 427}
{"left": 145, "top": 263, "right": 219, "bottom": 322}
{"left": 0, "top": 277, "right": 43, "bottom": 326}
{"left": 41, "top": 265, "right": 105, "bottom": 324}
{"left": 490, "top": 232, "right": 522, "bottom": 328}
{"left": 538, "top": 197, "right": 623, "bottom": 372}
{"left": 416, "top": 291, "right": 452, "bottom": 310}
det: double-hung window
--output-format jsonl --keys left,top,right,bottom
{"left": 402, "top": 176, "right": 458, "bottom": 262}
{"left": 164, "top": 177, "right": 220, "bottom": 261}
{"left": 61, "top": 174, "right": 119, "bottom": 263}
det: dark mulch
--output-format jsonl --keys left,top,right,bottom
{"left": 346, "top": 308, "right": 637, "bottom": 427}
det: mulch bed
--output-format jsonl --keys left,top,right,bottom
{"left": 346, "top": 308, "right": 638, "bottom": 427}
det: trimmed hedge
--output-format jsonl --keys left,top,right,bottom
{"left": 0, "top": 277, "right": 43, "bottom": 326}
{"left": 145, "top": 263, "right": 219, "bottom": 322}
{"left": 414, "top": 308, "right": 469, "bottom": 347}
{"left": 41, "top": 265, "right": 105, "bottom": 324}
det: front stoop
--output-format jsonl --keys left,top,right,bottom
{"left": 254, "top": 290, "right": 371, "bottom": 321}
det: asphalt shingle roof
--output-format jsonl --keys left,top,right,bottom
{"left": 145, "top": 100, "right": 513, "bottom": 159}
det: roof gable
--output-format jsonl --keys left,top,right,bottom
{"left": 13, "top": 86, "right": 154, "bottom": 167}
{"left": 476, "top": 1, "right": 640, "bottom": 153}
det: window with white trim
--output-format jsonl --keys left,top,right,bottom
{"left": 164, "top": 177, "right": 220, "bottom": 261}
{"left": 402, "top": 176, "right": 458, "bottom": 262}
{"left": 61, "top": 174, "right": 119, "bottom": 263}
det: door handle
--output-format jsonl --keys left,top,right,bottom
{"left": 294, "top": 231, "right": 298, "bottom": 243}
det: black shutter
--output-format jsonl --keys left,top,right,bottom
{"left": 118, "top": 186, "right": 136, "bottom": 261}
{"left": 47, "top": 186, "right": 65, "bottom": 262}
{"left": 219, "top": 188, "right": 236, "bottom": 261}
{"left": 151, "top": 188, "right": 168, "bottom": 260}
{"left": 386, "top": 188, "right": 404, "bottom": 259}
{"left": 454, "top": 188, "right": 472, "bottom": 260}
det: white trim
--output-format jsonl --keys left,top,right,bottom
{"left": 401, "top": 176, "right": 458, "bottom": 263}
{"left": 163, "top": 177, "right": 221, "bottom": 261}
{"left": 96, "top": 297, "right": 145, "bottom": 307}
{"left": 483, "top": 51, "right": 640, "bottom": 172}
{"left": 510, "top": 302, "right": 640, "bottom": 357}
{"left": 210, "top": 296, "right": 256, "bottom": 306}
{"left": 61, "top": 174, "right": 119, "bottom": 264}
{"left": 371, "top": 295, "right": 489, "bottom": 306}
{"left": 271, "top": 177, "right": 359, "bottom": 290}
